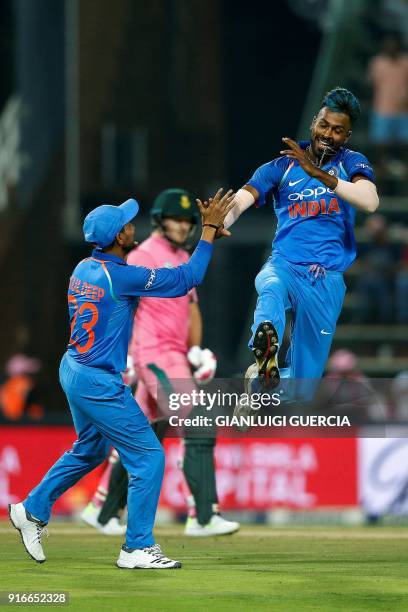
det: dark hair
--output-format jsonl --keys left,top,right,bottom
{"left": 321, "top": 87, "right": 361, "bottom": 124}
{"left": 99, "top": 225, "right": 126, "bottom": 252}
{"left": 101, "top": 240, "right": 116, "bottom": 252}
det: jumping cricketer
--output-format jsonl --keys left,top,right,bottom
{"left": 226, "top": 88, "right": 379, "bottom": 403}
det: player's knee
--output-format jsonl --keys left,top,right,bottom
{"left": 255, "top": 268, "right": 284, "bottom": 294}
{"left": 89, "top": 439, "right": 111, "bottom": 467}
{"left": 125, "top": 445, "right": 164, "bottom": 485}
{"left": 70, "top": 436, "right": 110, "bottom": 467}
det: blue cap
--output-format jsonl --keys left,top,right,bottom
{"left": 83, "top": 198, "right": 139, "bottom": 248}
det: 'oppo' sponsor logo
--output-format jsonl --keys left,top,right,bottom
{"left": 288, "top": 186, "right": 334, "bottom": 201}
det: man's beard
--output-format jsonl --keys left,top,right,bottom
{"left": 311, "top": 137, "right": 338, "bottom": 167}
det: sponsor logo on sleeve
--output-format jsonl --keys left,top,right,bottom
{"left": 145, "top": 269, "right": 156, "bottom": 289}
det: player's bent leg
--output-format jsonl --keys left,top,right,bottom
{"left": 290, "top": 270, "right": 346, "bottom": 400}
{"left": 250, "top": 263, "right": 289, "bottom": 346}
{"left": 248, "top": 264, "right": 290, "bottom": 386}
{"left": 234, "top": 319, "right": 280, "bottom": 428}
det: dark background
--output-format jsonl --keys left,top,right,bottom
{"left": 0, "top": 0, "right": 406, "bottom": 419}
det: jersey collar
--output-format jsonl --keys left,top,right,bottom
{"left": 91, "top": 248, "right": 127, "bottom": 266}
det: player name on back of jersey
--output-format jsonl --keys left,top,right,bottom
{"left": 69, "top": 276, "right": 105, "bottom": 302}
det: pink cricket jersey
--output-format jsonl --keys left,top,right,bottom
{"left": 127, "top": 234, "right": 198, "bottom": 363}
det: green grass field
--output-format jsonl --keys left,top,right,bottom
{"left": 1, "top": 522, "right": 408, "bottom": 611}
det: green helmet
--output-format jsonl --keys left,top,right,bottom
{"left": 150, "top": 188, "right": 199, "bottom": 226}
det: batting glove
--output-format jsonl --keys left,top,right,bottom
{"left": 187, "top": 346, "right": 217, "bottom": 385}
{"left": 122, "top": 354, "right": 137, "bottom": 385}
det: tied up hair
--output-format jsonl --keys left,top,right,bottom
{"left": 322, "top": 87, "right": 361, "bottom": 124}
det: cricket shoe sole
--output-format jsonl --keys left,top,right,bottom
{"left": 252, "top": 321, "right": 280, "bottom": 388}
{"left": 8, "top": 503, "right": 47, "bottom": 563}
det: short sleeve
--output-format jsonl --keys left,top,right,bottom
{"left": 247, "top": 158, "right": 283, "bottom": 206}
{"left": 343, "top": 151, "right": 376, "bottom": 183}
{"left": 246, "top": 159, "right": 284, "bottom": 206}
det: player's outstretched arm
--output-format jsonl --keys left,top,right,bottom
{"left": 120, "top": 188, "right": 235, "bottom": 298}
{"left": 209, "top": 185, "right": 257, "bottom": 239}
{"left": 280, "top": 137, "right": 379, "bottom": 213}
{"left": 196, "top": 188, "right": 236, "bottom": 242}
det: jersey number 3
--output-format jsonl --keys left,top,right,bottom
{"left": 68, "top": 295, "right": 99, "bottom": 354}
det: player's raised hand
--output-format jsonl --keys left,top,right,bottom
{"left": 196, "top": 188, "right": 236, "bottom": 230}
{"left": 280, "top": 137, "right": 319, "bottom": 178}
{"left": 195, "top": 196, "right": 231, "bottom": 239}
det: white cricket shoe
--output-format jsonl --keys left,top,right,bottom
{"left": 184, "top": 515, "right": 240, "bottom": 537}
{"left": 117, "top": 544, "right": 182, "bottom": 569}
{"left": 81, "top": 503, "right": 126, "bottom": 535}
{"left": 81, "top": 501, "right": 100, "bottom": 528}
{"left": 8, "top": 503, "right": 47, "bottom": 563}
{"left": 99, "top": 517, "right": 127, "bottom": 536}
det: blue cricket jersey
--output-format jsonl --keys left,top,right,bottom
{"left": 66, "top": 240, "right": 213, "bottom": 373}
{"left": 247, "top": 142, "right": 375, "bottom": 271}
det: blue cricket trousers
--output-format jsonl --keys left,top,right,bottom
{"left": 24, "top": 353, "right": 164, "bottom": 549}
{"left": 251, "top": 255, "right": 346, "bottom": 399}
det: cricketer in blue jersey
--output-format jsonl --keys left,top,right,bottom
{"left": 9, "top": 188, "right": 235, "bottom": 569}
{"left": 227, "top": 88, "right": 379, "bottom": 403}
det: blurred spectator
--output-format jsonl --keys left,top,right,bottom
{"left": 355, "top": 215, "right": 401, "bottom": 323}
{"left": 367, "top": 32, "right": 408, "bottom": 181}
{"left": 396, "top": 245, "right": 408, "bottom": 323}
{"left": 0, "top": 353, "right": 44, "bottom": 421}
{"left": 316, "top": 350, "right": 387, "bottom": 422}
{"left": 390, "top": 371, "right": 408, "bottom": 421}
{"left": 380, "top": 0, "right": 408, "bottom": 46}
